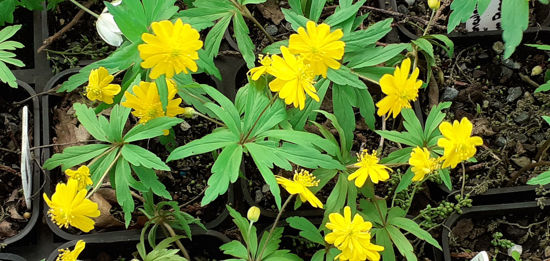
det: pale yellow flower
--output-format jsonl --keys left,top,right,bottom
{"left": 428, "top": 0, "right": 440, "bottom": 10}
{"left": 269, "top": 46, "right": 319, "bottom": 110}
{"left": 348, "top": 150, "right": 391, "bottom": 187}
{"left": 288, "top": 21, "right": 345, "bottom": 78}
{"left": 85, "top": 66, "right": 120, "bottom": 104}
{"left": 138, "top": 19, "right": 203, "bottom": 79}
{"left": 43, "top": 179, "right": 100, "bottom": 233}
{"left": 409, "top": 147, "right": 439, "bottom": 182}
{"left": 437, "top": 117, "right": 483, "bottom": 168}
{"left": 65, "top": 165, "right": 93, "bottom": 190}
{"left": 325, "top": 206, "right": 384, "bottom": 261}
{"left": 57, "top": 240, "right": 85, "bottom": 261}
{"left": 247, "top": 206, "right": 260, "bottom": 222}
{"left": 376, "top": 58, "right": 422, "bottom": 118}
{"left": 276, "top": 169, "right": 323, "bottom": 208}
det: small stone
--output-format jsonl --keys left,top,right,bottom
{"left": 502, "top": 59, "right": 521, "bottom": 70}
{"left": 180, "top": 120, "right": 191, "bottom": 131}
{"left": 544, "top": 246, "right": 550, "bottom": 257}
{"left": 495, "top": 136, "right": 507, "bottom": 147}
{"left": 514, "top": 111, "right": 530, "bottom": 123}
{"left": 512, "top": 133, "right": 528, "bottom": 143}
{"left": 473, "top": 69, "right": 486, "bottom": 78}
{"left": 507, "top": 87, "right": 523, "bottom": 102}
{"left": 254, "top": 190, "right": 263, "bottom": 202}
{"left": 482, "top": 100, "right": 490, "bottom": 108}
{"left": 511, "top": 156, "right": 531, "bottom": 168}
{"left": 397, "top": 4, "right": 409, "bottom": 14}
{"left": 493, "top": 41, "right": 505, "bottom": 54}
{"left": 500, "top": 66, "right": 513, "bottom": 83}
{"left": 441, "top": 87, "right": 459, "bottom": 101}
{"left": 265, "top": 24, "right": 278, "bottom": 36}
{"left": 262, "top": 184, "right": 270, "bottom": 193}
{"left": 533, "top": 133, "right": 545, "bottom": 143}
{"left": 477, "top": 52, "right": 489, "bottom": 60}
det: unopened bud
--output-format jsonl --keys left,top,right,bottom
{"left": 531, "top": 65, "right": 543, "bottom": 76}
{"left": 182, "top": 107, "right": 196, "bottom": 118}
{"left": 247, "top": 206, "right": 260, "bottom": 222}
{"left": 428, "top": 0, "right": 440, "bottom": 10}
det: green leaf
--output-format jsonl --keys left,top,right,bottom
{"left": 233, "top": 12, "right": 255, "bottom": 68}
{"left": 245, "top": 142, "right": 282, "bottom": 209}
{"left": 167, "top": 129, "right": 239, "bottom": 161}
{"left": 263, "top": 250, "right": 302, "bottom": 261}
{"left": 202, "top": 85, "right": 242, "bottom": 135}
{"left": 447, "top": 0, "right": 477, "bottom": 33}
{"left": 262, "top": 40, "right": 289, "bottom": 54}
{"left": 389, "top": 217, "right": 442, "bottom": 250}
{"left": 386, "top": 226, "right": 416, "bottom": 260}
{"left": 286, "top": 217, "right": 324, "bottom": 244}
{"left": 527, "top": 170, "right": 550, "bottom": 185}
{"left": 0, "top": 0, "right": 16, "bottom": 26}
{"left": 141, "top": 0, "right": 178, "bottom": 23}
{"left": 107, "top": 0, "right": 148, "bottom": 43}
{"left": 132, "top": 165, "right": 171, "bottom": 199}
{"left": 535, "top": 81, "right": 550, "bottom": 93}
{"left": 358, "top": 198, "right": 386, "bottom": 226}
{"left": 375, "top": 229, "right": 396, "bottom": 261}
{"left": 72, "top": 103, "right": 108, "bottom": 142}
{"left": 201, "top": 143, "right": 243, "bottom": 205}
{"left": 121, "top": 144, "right": 170, "bottom": 171}
{"left": 281, "top": 8, "right": 308, "bottom": 31}
{"left": 401, "top": 108, "right": 425, "bottom": 146}
{"left": 327, "top": 65, "right": 366, "bottom": 89}
{"left": 352, "top": 67, "right": 395, "bottom": 84}
{"left": 0, "top": 61, "right": 17, "bottom": 87}
{"left": 287, "top": 0, "right": 303, "bottom": 15}
{"left": 309, "top": 0, "right": 326, "bottom": 22}
{"left": 89, "top": 148, "right": 119, "bottom": 184}
{"left": 107, "top": 105, "right": 131, "bottom": 142}
{"left": 242, "top": 0, "right": 267, "bottom": 4}
{"left": 114, "top": 158, "right": 135, "bottom": 227}
{"left": 342, "top": 18, "right": 392, "bottom": 51}
{"left": 376, "top": 130, "right": 419, "bottom": 147}
{"left": 501, "top": 0, "right": 529, "bottom": 59}
{"left": 323, "top": 175, "right": 349, "bottom": 224}
{"left": 412, "top": 38, "right": 434, "bottom": 65}
{"left": 394, "top": 169, "right": 414, "bottom": 193}
{"left": 156, "top": 75, "right": 168, "bottom": 112}
{"left": 43, "top": 144, "right": 111, "bottom": 171}
{"left": 543, "top": 115, "right": 550, "bottom": 125}
{"left": 257, "top": 227, "right": 284, "bottom": 259}
{"left": 439, "top": 168, "right": 452, "bottom": 191}
{"left": 124, "top": 117, "right": 183, "bottom": 142}
{"left": 220, "top": 241, "right": 248, "bottom": 259}
{"left": 0, "top": 24, "right": 21, "bottom": 43}
{"left": 331, "top": 84, "right": 355, "bottom": 152}
{"left": 315, "top": 110, "right": 349, "bottom": 158}
{"left": 324, "top": 0, "right": 366, "bottom": 26}
{"left": 526, "top": 44, "right": 550, "bottom": 51}
{"left": 423, "top": 102, "right": 451, "bottom": 142}
{"left": 257, "top": 129, "right": 339, "bottom": 157}
{"left": 424, "top": 34, "right": 454, "bottom": 58}
{"left": 346, "top": 44, "right": 409, "bottom": 69}
{"left": 380, "top": 147, "right": 413, "bottom": 164}
{"left": 204, "top": 14, "right": 232, "bottom": 58}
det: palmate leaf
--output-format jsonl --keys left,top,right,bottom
{"left": 201, "top": 143, "right": 243, "bottom": 205}
{"left": 114, "top": 158, "right": 135, "bottom": 227}
{"left": 43, "top": 144, "right": 111, "bottom": 171}
{"left": 286, "top": 217, "right": 324, "bottom": 244}
{"left": 121, "top": 144, "right": 170, "bottom": 171}
{"left": 0, "top": 24, "right": 23, "bottom": 87}
{"left": 501, "top": 0, "right": 529, "bottom": 59}
{"left": 167, "top": 128, "right": 239, "bottom": 162}
{"left": 389, "top": 216, "right": 442, "bottom": 250}
{"left": 124, "top": 116, "right": 184, "bottom": 142}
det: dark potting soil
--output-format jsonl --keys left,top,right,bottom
{"left": 0, "top": 86, "right": 36, "bottom": 240}
{"left": 449, "top": 209, "right": 550, "bottom": 260}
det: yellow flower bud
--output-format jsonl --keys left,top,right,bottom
{"left": 531, "top": 65, "right": 543, "bottom": 76}
{"left": 247, "top": 206, "right": 260, "bottom": 222}
{"left": 182, "top": 107, "right": 196, "bottom": 118}
{"left": 428, "top": 0, "right": 440, "bottom": 10}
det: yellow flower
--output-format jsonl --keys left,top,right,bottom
{"left": 121, "top": 80, "right": 185, "bottom": 124}
{"left": 276, "top": 169, "right": 323, "bottom": 208}
{"left": 247, "top": 206, "right": 260, "bottom": 222}
{"left": 43, "top": 179, "right": 100, "bottom": 232}
{"left": 376, "top": 58, "right": 422, "bottom": 118}
{"left": 288, "top": 21, "right": 345, "bottom": 78}
{"left": 437, "top": 117, "right": 483, "bottom": 168}
{"left": 138, "top": 19, "right": 203, "bottom": 79}
{"left": 428, "top": 0, "right": 440, "bottom": 10}
{"left": 249, "top": 55, "right": 272, "bottom": 81}
{"left": 269, "top": 46, "right": 319, "bottom": 110}
{"left": 325, "top": 206, "right": 384, "bottom": 261}
{"left": 409, "top": 147, "right": 439, "bottom": 182}
{"left": 65, "top": 165, "right": 93, "bottom": 190}
{"left": 57, "top": 240, "right": 85, "bottom": 261}
{"left": 85, "top": 66, "right": 121, "bottom": 104}
{"left": 348, "top": 150, "right": 391, "bottom": 187}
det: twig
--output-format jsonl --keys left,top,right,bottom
{"left": 162, "top": 222, "right": 191, "bottom": 260}
{"left": 14, "top": 88, "right": 59, "bottom": 105}
{"left": 37, "top": 0, "right": 96, "bottom": 53}
{"left": 30, "top": 140, "right": 100, "bottom": 150}
{"left": 0, "top": 147, "right": 19, "bottom": 154}
{"left": 179, "top": 187, "right": 206, "bottom": 208}
{"left": 507, "top": 161, "right": 550, "bottom": 186}
{"left": 519, "top": 72, "right": 541, "bottom": 89}
{"left": 0, "top": 164, "right": 18, "bottom": 174}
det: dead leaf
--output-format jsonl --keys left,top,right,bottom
{"left": 7, "top": 205, "right": 24, "bottom": 220}
{"left": 90, "top": 193, "right": 124, "bottom": 229}
{"left": 472, "top": 118, "right": 496, "bottom": 136}
{"left": 257, "top": 0, "right": 284, "bottom": 25}
{"left": 0, "top": 220, "right": 16, "bottom": 238}
{"left": 6, "top": 189, "right": 18, "bottom": 203}
{"left": 53, "top": 106, "right": 91, "bottom": 153}
{"left": 96, "top": 188, "right": 118, "bottom": 204}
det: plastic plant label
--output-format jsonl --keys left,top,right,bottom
{"left": 466, "top": 0, "right": 502, "bottom": 32}
{"left": 20, "top": 106, "right": 32, "bottom": 210}
{"left": 471, "top": 251, "right": 489, "bottom": 261}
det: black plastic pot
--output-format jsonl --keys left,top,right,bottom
{"left": 434, "top": 182, "right": 550, "bottom": 205}
{"left": 441, "top": 199, "right": 550, "bottom": 260}
{"left": 41, "top": 68, "right": 234, "bottom": 240}
{"left": 0, "top": 253, "right": 26, "bottom": 261}
{"left": 381, "top": 0, "right": 550, "bottom": 41}
{"left": 0, "top": 80, "right": 41, "bottom": 248}
{"left": 45, "top": 229, "right": 230, "bottom": 261}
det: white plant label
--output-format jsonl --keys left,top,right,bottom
{"left": 471, "top": 251, "right": 489, "bottom": 261}
{"left": 21, "top": 106, "right": 32, "bottom": 210}
{"left": 466, "top": 0, "right": 502, "bottom": 32}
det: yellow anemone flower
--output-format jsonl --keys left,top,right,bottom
{"left": 409, "top": 147, "right": 439, "bottom": 182}
{"left": 85, "top": 66, "right": 121, "bottom": 104}
{"left": 376, "top": 58, "right": 422, "bottom": 118}
{"left": 121, "top": 80, "right": 185, "bottom": 124}
{"left": 138, "top": 19, "right": 203, "bottom": 79}
{"left": 276, "top": 169, "right": 323, "bottom": 208}
{"left": 437, "top": 117, "right": 483, "bottom": 168}
{"left": 43, "top": 179, "right": 100, "bottom": 233}
{"left": 269, "top": 46, "right": 319, "bottom": 110}
{"left": 249, "top": 55, "right": 272, "bottom": 81}
{"left": 288, "top": 21, "right": 345, "bottom": 78}
{"left": 428, "top": 0, "right": 441, "bottom": 10}
{"left": 325, "top": 206, "right": 384, "bottom": 261}
{"left": 65, "top": 165, "right": 93, "bottom": 190}
{"left": 57, "top": 240, "right": 86, "bottom": 261}
{"left": 348, "top": 150, "right": 391, "bottom": 187}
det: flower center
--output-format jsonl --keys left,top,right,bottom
{"left": 88, "top": 86, "right": 102, "bottom": 97}
{"left": 293, "top": 170, "right": 319, "bottom": 187}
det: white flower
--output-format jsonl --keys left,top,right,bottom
{"left": 96, "top": 0, "right": 123, "bottom": 47}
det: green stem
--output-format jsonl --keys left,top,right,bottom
{"left": 195, "top": 111, "right": 225, "bottom": 126}
{"left": 240, "top": 95, "right": 278, "bottom": 144}
{"left": 86, "top": 149, "right": 122, "bottom": 199}
{"left": 404, "top": 184, "right": 418, "bottom": 214}
{"left": 229, "top": 0, "right": 275, "bottom": 43}
{"left": 163, "top": 222, "right": 191, "bottom": 260}
{"left": 87, "top": 146, "right": 116, "bottom": 168}
{"left": 69, "top": 0, "right": 100, "bottom": 19}
{"left": 245, "top": 222, "right": 254, "bottom": 261}
{"left": 256, "top": 195, "right": 294, "bottom": 261}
